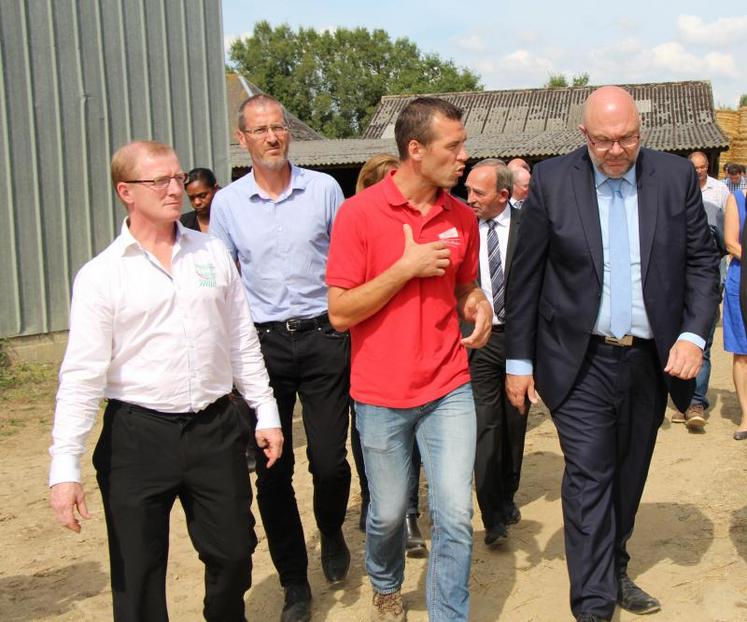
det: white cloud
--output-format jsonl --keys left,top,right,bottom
{"left": 704, "top": 52, "right": 739, "bottom": 78}
{"left": 517, "top": 30, "right": 539, "bottom": 44}
{"left": 677, "top": 14, "right": 747, "bottom": 47}
{"left": 647, "top": 42, "right": 738, "bottom": 77}
{"left": 454, "top": 33, "right": 487, "bottom": 52}
{"left": 588, "top": 39, "right": 739, "bottom": 82}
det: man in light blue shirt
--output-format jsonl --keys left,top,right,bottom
{"left": 210, "top": 94, "right": 351, "bottom": 622}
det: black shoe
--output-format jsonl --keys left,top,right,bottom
{"left": 484, "top": 522, "right": 508, "bottom": 548}
{"left": 503, "top": 500, "right": 521, "bottom": 525}
{"left": 281, "top": 583, "right": 311, "bottom": 622}
{"left": 359, "top": 498, "right": 369, "bottom": 532}
{"left": 576, "top": 615, "right": 609, "bottom": 622}
{"left": 321, "top": 529, "right": 350, "bottom": 583}
{"left": 405, "top": 514, "right": 428, "bottom": 558}
{"left": 617, "top": 573, "right": 661, "bottom": 614}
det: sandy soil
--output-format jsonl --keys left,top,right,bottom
{"left": 1, "top": 326, "right": 746, "bottom": 621}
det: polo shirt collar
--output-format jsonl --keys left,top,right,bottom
{"left": 246, "top": 162, "right": 307, "bottom": 201}
{"left": 382, "top": 169, "right": 450, "bottom": 210}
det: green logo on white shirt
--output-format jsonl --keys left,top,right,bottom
{"left": 195, "top": 263, "right": 216, "bottom": 288}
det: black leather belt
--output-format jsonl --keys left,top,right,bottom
{"left": 590, "top": 334, "right": 652, "bottom": 348}
{"left": 491, "top": 324, "right": 505, "bottom": 332}
{"left": 109, "top": 394, "right": 231, "bottom": 417}
{"left": 255, "top": 312, "right": 329, "bottom": 333}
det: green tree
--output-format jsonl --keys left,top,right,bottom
{"left": 229, "top": 22, "right": 482, "bottom": 138}
{"left": 544, "top": 73, "right": 568, "bottom": 88}
{"left": 571, "top": 72, "right": 590, "bottom": 86}
{"left": 544, "top": 72, "right": 590, "bottom": 88}
{"left": 740, "top": 93, "right": 747, "bottom": 108}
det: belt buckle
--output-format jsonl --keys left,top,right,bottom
{"left": 604, "top": 334, "right": 633, "bottom": 347}
{"left": 285, "top": 319, "right": 301, "bottom": 332}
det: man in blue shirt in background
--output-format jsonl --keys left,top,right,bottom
{"left": 210, "top": 94, "right": 351, "bottom": 622}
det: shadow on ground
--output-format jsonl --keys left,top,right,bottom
{"left": 0, "top": 561, "right": 108, "bottom": 622}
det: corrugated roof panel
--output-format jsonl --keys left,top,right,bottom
{"left": 0, "top": 0, "right": 230, "bottom": 338}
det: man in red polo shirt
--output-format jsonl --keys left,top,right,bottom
{"left": 327, "top": 97, "right": 492, "bottom": 622}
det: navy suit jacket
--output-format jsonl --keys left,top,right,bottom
{"left": 505, "top": 147, "right": 720, "bottom": 412}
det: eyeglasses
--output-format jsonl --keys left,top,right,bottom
{"left": 124, "top": 173, "right": 188, "bottom": 190}
{"left": 586, "top": 133, "right": 640, "bottom": 152}
{"left": 243, "top": 124, "right": 289, "bottom": 138}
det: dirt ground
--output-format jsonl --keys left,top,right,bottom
{"left": 1, "top": 325, "right": 746, "bottom": 621}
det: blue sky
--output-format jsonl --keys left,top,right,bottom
{"left": 221, "top": 1, "right": 745, "bottom": 108}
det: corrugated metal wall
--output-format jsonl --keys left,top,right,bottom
{"left": 0, "top": 0, "right": 229, "bottom": 338}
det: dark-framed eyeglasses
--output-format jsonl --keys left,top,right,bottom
{"left": 124, "top": 173, "right": 188, "bottom": 190}
{"left": 243, "top": 124, "right": 289, "bottom": 138}
{"left": 586, "top": 133, "right": 640, "bottom": 152}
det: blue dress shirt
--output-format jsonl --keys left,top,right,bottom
{"left": 209, "top": 164, "right": 344, "bottom": 323}
{"left": 507, "top": 164, "right": 704, "bottom": 376}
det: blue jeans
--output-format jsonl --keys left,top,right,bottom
{"left": 692, "top": 306, "right": 719, "bottom": 408}
{"left": 355, "top": 383, "right": 476, "bottom": 622}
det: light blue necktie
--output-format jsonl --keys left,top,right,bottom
{"left": 608, "top": 178, "right": 632, "bottom": 339}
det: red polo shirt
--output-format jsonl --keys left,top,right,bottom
{"left": 326, "top": 171, "right": 478, "bottom": 408}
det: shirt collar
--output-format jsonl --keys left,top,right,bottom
{"left": 381, "top": 169, "right": 450, "bottom": 211}
{"left": 592, "top": 163, "right": 637, "bottom": 190}
{"left": 115, "top": 218, "right": 191, "bottom": 256}
{"left": 480, "top": 205, "right": 511, "bottom": 227}
{"left": 246, "top": 162, "right": 307, "bottom": 200}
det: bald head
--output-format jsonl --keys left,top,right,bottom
{"left": 512, "top": 166, "right": 531, "bottom": 201}
{"left": 507, "top": 158, "right": 530, "bottom": 172}
{"left": 580, "top": 86, "right": 641, "bottom": 178}
{"left": 581, "top": 85, "right": 639, "bottom": 130}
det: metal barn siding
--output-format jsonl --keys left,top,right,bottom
{"left": 0, "top": 0, "right": 229, "bottom": 338}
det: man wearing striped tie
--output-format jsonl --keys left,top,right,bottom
{"left": 464, "top": 160, "right": 526, "bottom": 548}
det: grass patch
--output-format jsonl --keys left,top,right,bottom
{"left": 0, "top": 341, "right": 58, "bottom": 435}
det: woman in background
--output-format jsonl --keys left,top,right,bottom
{"left": 723, "top": 188, "right": 747, "bottom": 440}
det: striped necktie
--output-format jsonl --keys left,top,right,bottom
{"left": 487, "top": 220, "right": 505, "bottom": 322}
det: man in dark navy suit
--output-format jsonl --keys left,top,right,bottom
{"left": 505, "top": 86, "right": 719, "bottom": 622}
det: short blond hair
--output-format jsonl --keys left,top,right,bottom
{"left": 356, "top": 153, "right": 399, "bottom": 193}
{"left": 110, "top": 140, "right": 175, "bottom": 187}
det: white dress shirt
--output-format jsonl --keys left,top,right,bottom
{"left": 478, "top": 207, "right": 511, "bottom": 325}
{"left": 49, "top": 220, "right": 280, "bottom": 486}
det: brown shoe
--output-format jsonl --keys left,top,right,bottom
{"left": 671, "top": 410, "right": 686, "bottom": 424}
{"left": 685, "top": 404, "right": 706, "bottom": 431}
{"left": 370, "top": 590, "right": 406, "bottom": 621}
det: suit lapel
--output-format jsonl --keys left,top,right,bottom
{"left": 635, "top": 150, "right": 657, "bottom": 285}
{"left": 504, "top": 206, "right": 520, "bottom": 281}
{"left": 571, "top": 152, "right": 603, "bottom": 285}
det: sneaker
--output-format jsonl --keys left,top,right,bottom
{"left": 370, "top": 590, "right": 406, "bottom": 621}
{"left": 670, "top": 410, "right": 686, "bottom": 424}
{"left": 685, "top": 404, "right": 706, "bottom": 431}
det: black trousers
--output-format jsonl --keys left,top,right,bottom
{"left": 254, "top": 318, "right": 351, "bottom": 587}
{"left": 469, "top": 328, "right": 528, "bottom": 529}
{"left": 551, "top": 338, "right": 667, "bottom": 619}
{"left": 93, "top": 396, "right": 256, "bottom": 622}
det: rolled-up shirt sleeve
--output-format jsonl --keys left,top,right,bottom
{"left": 49, "top": 265, "right": 112, "bottom": 486}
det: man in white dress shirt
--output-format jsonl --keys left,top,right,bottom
{"left": 464, "top": 160, "right": 527, "bottom": 547}
{"left": 48, "top": 140, "right": 283, "bottom": 622}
